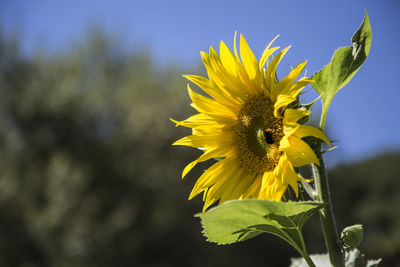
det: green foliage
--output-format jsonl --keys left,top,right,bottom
{"left": 341, "top": 224, "right": 364, "bottom": 250}
{"left": 311, "top": 11, "right": 372, "bottom": 129}
{"left": 196, "top": 199, "right": 324, "bottom": 258}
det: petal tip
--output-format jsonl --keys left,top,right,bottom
{"left": 169, "top": 118, "right": 180, "bottom": 127}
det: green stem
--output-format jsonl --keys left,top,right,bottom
{"left": 312, "top": 148, "right": 344, "bottom": 266}
{"left": 319, "top": 110, "right": 327, "bottom": 131}
{"left": 302, "top": 253, "right": 316, "bottom": 267}
{"left": 297, "top": 231, "right": 316, "bottom": 267}
{"left": 301, "top": 180, "right": 317, "bottom": 200}
{"left": 291, "top": 242, "right": 316, "bottom": 267}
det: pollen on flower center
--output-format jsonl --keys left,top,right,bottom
{"left": 234, "top": 95, "right": 283, "bottom": 174}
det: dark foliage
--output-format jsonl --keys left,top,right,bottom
{"left": 0, "top": 30, "right": 398, "bottom": 267}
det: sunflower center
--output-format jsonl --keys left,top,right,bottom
{"left": 234, "top": 95, "right": 283, "bottom": 174}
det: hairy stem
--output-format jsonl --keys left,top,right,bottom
{"left": 312, "top": 150, "right": 344, "bottom": 266}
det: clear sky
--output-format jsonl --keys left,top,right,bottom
{"left": 1, "top": 0, "right": 400, "bottom": 166}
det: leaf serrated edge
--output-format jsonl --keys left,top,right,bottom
{"left": 197, "top": 209, "right": 242, "bottom": 245}
{"left": 311, "top": 46, "right": 349, "bottom": 82}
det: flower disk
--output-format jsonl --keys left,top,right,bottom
{"left": 172, "top": 33, "right": 331, "bottom": 211}
{"left": 235, "top": 95, "right": 283, "bottom": 174}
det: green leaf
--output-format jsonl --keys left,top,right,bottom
{"left": 344, "top": 248, "right": 382, "bottom": 267}
{"left": 311, "top": 11, "right": 372, "bottom": 129}
{"left": 196, "top": 199, "right": 324, "bottom": 259}
{"left": 341, "top": 224, "right": 364, "bottom": 249}
{"left": 345, "top": 248, "right": 365, "bottom": 267}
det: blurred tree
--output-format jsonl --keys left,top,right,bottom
{"left": 0, "top": 28, "right": 398, "bottom": 267}
{"left": 0, "top": 29, "right": 298, "bottom": 267}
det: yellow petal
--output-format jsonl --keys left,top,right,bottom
{"left": 236, "top": 63, "right": 259, "bottom": 95}
{"left": 282, "top": 109, "right": 310, "bottom": 136}
{"left": 273, "top": 94, "right": 296, "bottom": 118}
{"left": 200, "top": 51, "right": 229, "bottom": 94}
{"left": 187, "top": 85, "right": 235, "bottom": 118}
{"left": 236, "top": 173, "right": 257, "bottom": 198}
{"left": 218, "top": 168, "right": 246, "bottom": 204}
{"left": 259, "top": 171, "right": 274, "bottom": 198}
{"left": 234, "top": 173, "right": 257, "bottom": 199}
{"left": 170, "top": 113, "right": 235, "bottom": 130}
{"left": 286, "top": 78, "right": 313, "bottom": 98}
{"left": 202, "top": 196, "right": 217, "bottom": 212}
{"left": 233, "top": 31, "right": 239, "bottom": 59}
{"left": 184, "top": 75, "right": 234, "bottom": 108}
{"left": 242, "top": 175, "right": 261, "bottom": 199}
{"left": 219, "top": 40, "right": 237, "bottom": 75}
{"left": 273, "top": 154, "right": 285, "bottom": 183}
{"left": 189, "top": 157, "right": 236, "bottom": 200}
{"left": 240, "top": 34, "right": 259, "bottom": 81}
{"left": 181, "top": 145, "right": 235, "bottom": 178}
{"left": 259, "top": 34, "right": 280, "bottom": 70}
{"left": 264, "top": 161, "right": 286, "bottom": 201}
{"left": 294, "top": 125, "right": 332, "bottom": 146}
{"left": 172, "top": 132, "right": 233, "bottom": 148}
{"left": 274, "top": 60, "right": 307, "bottom": 95}
{"left": 225, "top": 33, "right": 259, "bottom": 96}
{"left": 284, "top": 109, "right": 310, "bottom": 123}
{"left": 267, "top": 46, "right": 291, "bottom": 99}
{"left": 280, "top": 136, "right": 319, "bottom": 167}
{"left": 201, "top": 160, "right": 240, "bottom": 211}
{"left": 282, "top": 160, "right": 300, "bottom": 197}
{"left": 200, "top": 51, "right": 245, "bottom": 101}
{"left": 271, "top": 182, "right": 286, "bottom": 201}
{"left": 182, "top": 160, "right": 198, "bottom": 179}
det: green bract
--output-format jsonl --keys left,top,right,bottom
{"left": 341, "top": 224, "right": 364, "bottom": 249}
{"left": 311, "top": 11, "right": 372, "bottom": 129}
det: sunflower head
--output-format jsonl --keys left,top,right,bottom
{"left": 172, "top": 33, "right": 331, "bottom": 211}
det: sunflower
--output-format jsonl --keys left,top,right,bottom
{"left": 172, "top": 33, "right": 331, "bottom": 211}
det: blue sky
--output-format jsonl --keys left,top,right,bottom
{"left": 1, "top": 0, "right": 400, "bottom": 166}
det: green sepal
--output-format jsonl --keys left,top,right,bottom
{"left": 311, "top": 11, "right": 372, "bottom": 129}
{"left": 299, "top": 96, "right": 320, "bottom": 112}
{"left": 195, "top": 199, "right": 324, "bottom": 259}
{"left": 291, "top": 97, "right": 320, "bottom": 126}
{"left": 321, "top": 146, "right": 338, "bottom": 154}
